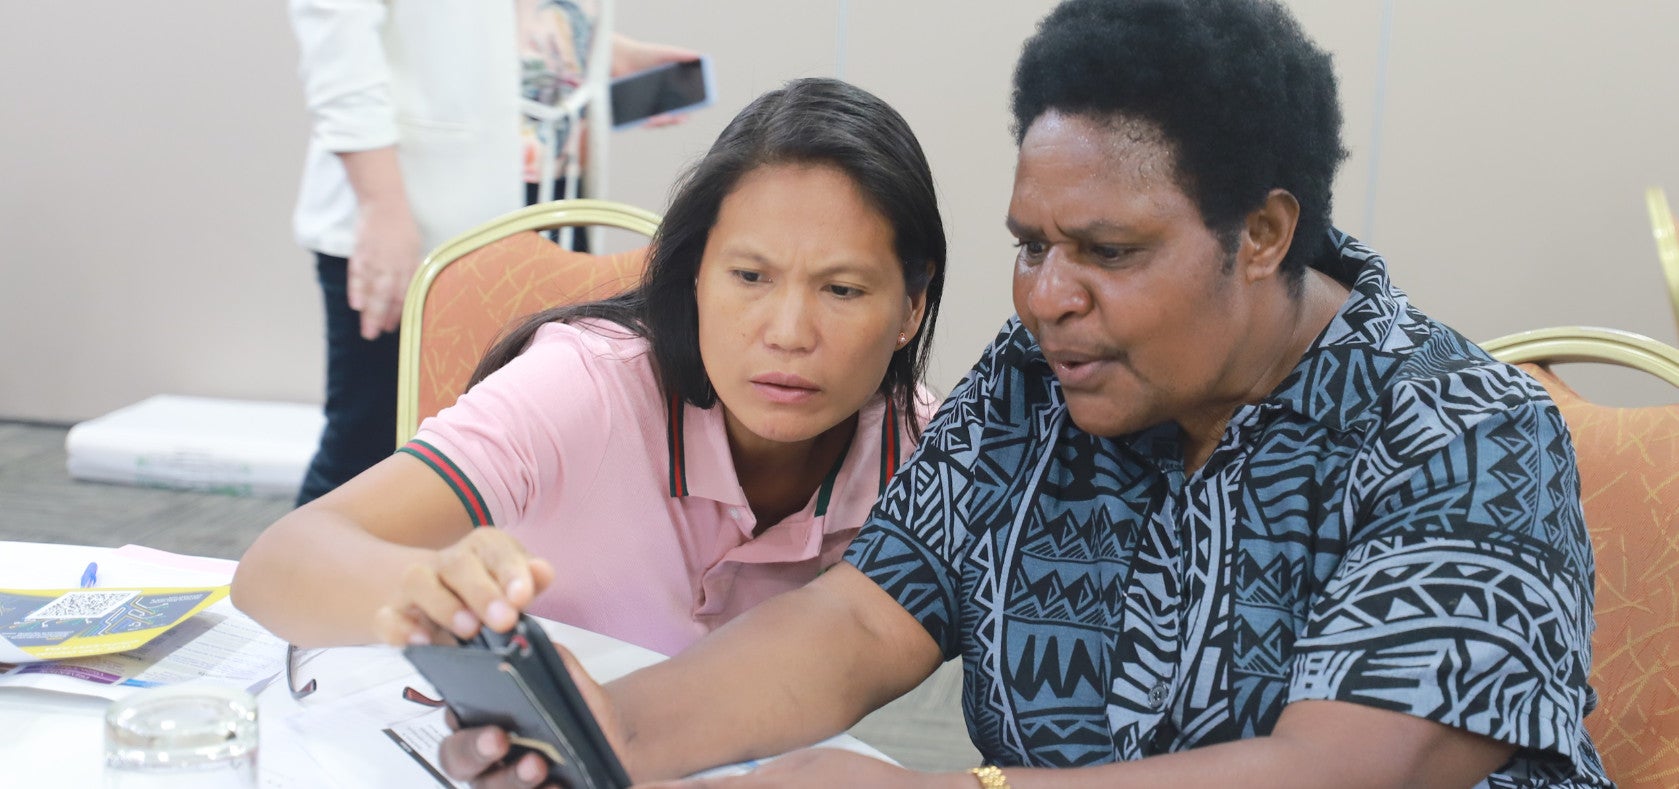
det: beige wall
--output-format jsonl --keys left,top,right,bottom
{"left": 4, "top": 1, "right": 1677, "bottom": 423}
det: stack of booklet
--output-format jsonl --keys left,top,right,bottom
{"left": 65, "top": 394, "right": 324, "bottom": 498}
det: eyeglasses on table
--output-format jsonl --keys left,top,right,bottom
{"left": 285, "top": 643, "right": 445, "bottom": 708}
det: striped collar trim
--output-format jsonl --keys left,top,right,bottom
{"left": 877, "top": 396, "right": 900, "bottom": 492}
{"left": 666, "top": 394, "right": 688, "bottom": 497}
{"left": 665, "top": 393, "right": 902, "bottom": 509}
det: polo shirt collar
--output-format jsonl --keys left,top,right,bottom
{"left": 1263, "top": 230, "right": 1417, "bottom": 433}
{"left": 665, "top": 392, "right": 902, "bottom": 516}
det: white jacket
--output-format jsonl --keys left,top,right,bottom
{"left": 289, "top": 0, "right": 525, "bottom": 258}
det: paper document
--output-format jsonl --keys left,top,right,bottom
{"left": 282, "top": 647, "right": 463, "bottom": 788}
{"left": 386, "top": 712, "right": 471, "bottom": 788}
{"left": 0, "top": 599, "right": 287, "bottom": 700}
{"left": 0, "top": 584, "right": 228, "bottom": 663}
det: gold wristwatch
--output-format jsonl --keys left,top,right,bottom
{"left": 969, "top": 764, "right": 1011, "bottom": 789}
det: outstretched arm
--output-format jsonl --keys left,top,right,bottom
{"left": 616, "top": 563, "right": 942, "bottom": 779}
{"left": 435, "top": 563, "right": 943, "bottom": 785}
{"left": 231, "top": 454, "right": 550, "bottom": 648}
{"left": 633, "top": 701, "right": 1512, "bottom": 789}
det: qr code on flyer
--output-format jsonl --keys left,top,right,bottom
{"left": 25, "top": 591, "right": 139, "bottom": 620}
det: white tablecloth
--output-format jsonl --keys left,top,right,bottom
{"left": 0, "top": 541, "right": 890, "bottom": 787}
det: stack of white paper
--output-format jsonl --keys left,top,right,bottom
{"left": 65, "top": 394, "right": 324, "bottom": 497}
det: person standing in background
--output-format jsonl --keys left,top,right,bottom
{"left": 288, "top": 0, "right": 696, "bottom": 506}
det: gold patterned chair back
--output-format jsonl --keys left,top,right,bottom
{"left": 1483, "top": 326, "right": 1679, "bottom": 787}
{"left": 396, "top": 200, "right": 660, "bottom": 444}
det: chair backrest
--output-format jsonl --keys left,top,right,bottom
{"left": 1483, "top": 326, "right": 1679, "bottom": 787}
{"left": 1643, "top": 186, "right": 1679, "bottom": 334}
{"left": 395, "top": 199, "right": 661, "bottom": 444}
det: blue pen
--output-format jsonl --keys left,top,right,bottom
{"left": 79, "top": 561, "right": 98, "bottom": 588}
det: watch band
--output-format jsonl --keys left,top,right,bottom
{"left": 970, "top": 765, "right": 1011, "bottom": 789}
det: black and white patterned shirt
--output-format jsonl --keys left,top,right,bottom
{"left": 844, "top": 233, "right": 1609, "bottom": 787}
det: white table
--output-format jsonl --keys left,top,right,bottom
{"left": 0, "top": 541, "right": 889, "bottom": 787}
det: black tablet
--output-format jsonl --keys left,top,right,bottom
{"left": 404, "top": 615, "right": 631, "bottom": 789}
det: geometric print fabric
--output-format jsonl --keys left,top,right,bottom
{"left": 843, "top": 232, "right": 1610, "bottom": 787}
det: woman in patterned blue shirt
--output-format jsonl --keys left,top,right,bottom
{"left": 431, "top": 1, "right": 1608, "bottom": 786}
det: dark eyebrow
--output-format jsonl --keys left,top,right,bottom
{"left": 718, "top": 245, "right": 887, "bottom": 281}
{"left": 719, "top": 246, "right": 775, "bottom": 267}
{"left": 1005, "top": 216, "right": 1138, "bottom": 242}
{"left": 1065, "top": 221, "right": 1137, "bottom": 240}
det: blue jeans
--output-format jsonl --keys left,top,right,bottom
{"left": 295, "top": 253, "right": 399, "bottom": 507}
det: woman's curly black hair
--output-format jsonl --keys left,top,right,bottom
{"left": 1012, "top": 0, "right": 1347, "bottom": 281}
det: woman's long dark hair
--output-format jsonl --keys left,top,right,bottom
{"left": 469, "top": 77, "right": 947, "bottom": 435}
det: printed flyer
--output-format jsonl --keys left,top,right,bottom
{"left": 0, "top": 585, "right": 228, "bottom": 664}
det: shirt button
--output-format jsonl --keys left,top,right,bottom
{"left": 1147, "top": 681, "right": 1170, "bottom": 711}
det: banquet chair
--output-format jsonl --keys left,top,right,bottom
{"left": 1481, "top": 325, "right": 1679, "bottom": 787}
{"left": 395, "top": 199, "right": 661, "bottom": 444}
{"left": 1643, "top": 186, "right": 1679, "bottom": 334}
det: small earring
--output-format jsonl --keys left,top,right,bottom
{"left": 897, "top": 332, "right": 908, "bottom": 348}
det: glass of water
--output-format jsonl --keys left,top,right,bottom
{"left": 104, "top": 685, "right": 258, "bottom": 788}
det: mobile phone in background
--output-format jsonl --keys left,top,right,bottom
{"left": 609, "top": 56, "right": 714, "bottom": 130}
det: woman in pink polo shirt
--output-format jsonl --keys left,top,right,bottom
{"left": 232, "top": 77, "right": 948, "bottom": 656}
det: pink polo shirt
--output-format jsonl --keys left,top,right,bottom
{"left": 401, "top": 320, "right": 929, "bottom": 656}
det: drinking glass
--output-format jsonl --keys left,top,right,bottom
{"left": 103, "top": 685, "right": 258, "bottom": 788}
